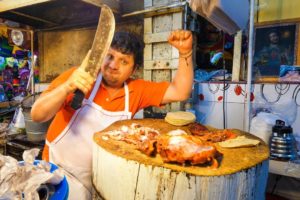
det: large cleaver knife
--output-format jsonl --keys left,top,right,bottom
{"left": 70, "top": 4, "right": 115, "bottom": 110}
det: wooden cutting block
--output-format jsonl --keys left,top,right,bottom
{"left": 92, "top": 119, "right": 269, "bottom": 200}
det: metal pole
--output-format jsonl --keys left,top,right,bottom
{"left": 244, "top": 0, "right": 255, "bottom": 132}
{"left": 30, "top": 30, "right": 35, "bottom": 96}
{"left": 183, "top": 2, "right": 188, "bottom": 30}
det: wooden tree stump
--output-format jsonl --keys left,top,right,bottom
{"left": 92, "top": 119, "right": 269, "bottom": 200}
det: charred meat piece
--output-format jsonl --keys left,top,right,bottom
{"left": 157, "top": 134, "right": 220, "bottom": 168}
{"left": 195, "top": 129, "right": 237, "bottom": 143}
{"left": 135, "top": 130, "right": 160, "bottom": 156}
{"left": 137, "top": 139, "right": 157, "bottom": 156}
{"left": 121, "top": 134, "right": 141, "bottom": 145}
{"left": 189, "top": 123, "right": 237, "bottom": 143}
{"left": 189, "top": 122, "right": 208, "bottom": 136}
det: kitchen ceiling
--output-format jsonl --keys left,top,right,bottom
{"left": 0, "top": 0, "right": 142, "bottom": 31}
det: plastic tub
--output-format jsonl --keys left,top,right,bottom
{"left": 46, "top": 161, "right": 69, "bottom": 200}
{"left": 19, "top": 160, "right": 69, "bottom": 200}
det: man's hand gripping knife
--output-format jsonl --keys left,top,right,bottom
{"left": 30, "top": 51, "right": 95, "bottom": 123}
{"left": 64, "top": 51, "right": 95, "bottom": 97}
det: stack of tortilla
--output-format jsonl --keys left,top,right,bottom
{"left": 165, "top": 111, "right": 196, "bottom": 126}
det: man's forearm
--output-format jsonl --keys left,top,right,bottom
{"left": 172, "top": 54, "right": 194, "bottom": 99}
{"left": 31, "top": 84, "right": 70, "bottom": 122}
{"left": 161, "top": 54, "right": 194, "bottom": 104}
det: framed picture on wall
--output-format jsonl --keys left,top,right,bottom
{"left": 253, "top": 24, "right": 297, "bottom": 80}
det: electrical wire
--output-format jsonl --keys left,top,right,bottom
{"left": 275, "top": 84, "right": 290, "bottom": 95}
{"left": 292, "top": 85, "right": 300, "bottom": 106}
{"left": 220, "top": 83, "right": 230, "bottom": 91}
{"left": 207, "top": 81, "right": 220, "bottom": 94}
{"left": 222, "top": 31, "right": 226, "bottom": 129}
{"left": 261, "top": 84, "right": 281, "bottom": 104}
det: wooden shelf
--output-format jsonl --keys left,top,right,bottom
{"left": 269, "top": 160, "right": 300, "bottom": 178}
{"left": 0, "top": 102, "right": 10, "bottom": 108}
{"left": 194, "top": 80, "right": 300, "bottom": 85}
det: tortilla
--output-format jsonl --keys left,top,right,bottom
{"left": 218, "top": 136, "right": 260, "bottom": 148}
{"left": 165, "top": 111, "right": 196, "bottom": 126}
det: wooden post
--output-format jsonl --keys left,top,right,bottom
{"left": 143, "top": 0, "right": 185, "bottom": 113}
{"left": 232, "top": 31, "right": 243, "bottom": 82}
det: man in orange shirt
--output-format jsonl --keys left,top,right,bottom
{"left": 31, "top": 30, "right": 193, "bottom": 199}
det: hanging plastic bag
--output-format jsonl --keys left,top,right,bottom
{"left": 250, "top": 112, "right": 284, "bottom": 144}
{"left": 271, "top": 98, "right": 297, "bottom": 126}
{"left": 13, "top": 106, "right": 25, "bottom": 129}
{"left": 8, "top": 105, "right": 26, "bottom": 135}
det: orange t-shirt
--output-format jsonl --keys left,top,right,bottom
{"left": 42, "top": 67, "right": 170, "bottom": 160}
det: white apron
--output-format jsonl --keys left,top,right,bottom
{"left": 46, "top": 74, "right": 132, "bottom": 200}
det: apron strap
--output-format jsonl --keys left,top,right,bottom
{"left": 124, "top": 82, "right": 129, "bottom": 113}
{"left": 90, "top": 74, "right": 129, "bottom": 113}
{"left": 89, "top": 73, "right": 102, "bottom": 101}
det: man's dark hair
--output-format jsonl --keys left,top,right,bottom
{"left": 111, "top": 31, "right": 145, "bottom": 69}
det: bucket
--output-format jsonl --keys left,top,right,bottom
{"left": 22, "top": 93, "right": 52, "bottom": 142}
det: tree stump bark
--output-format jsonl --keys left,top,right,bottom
{"left": 92, "top": 119, "right": 269, "bottom": 200}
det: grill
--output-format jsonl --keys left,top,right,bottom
{"left": 5, "top": 135, "right": 44, "bottom": 160}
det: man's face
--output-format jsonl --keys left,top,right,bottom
{"left": 101, "top": 48, "right": 135, "bottom": 87}
{"left": 269, "top": 32, "right": 279, "bottom": 44}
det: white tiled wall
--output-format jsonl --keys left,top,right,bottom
{"left": 194, "top": 82, "right": 300, "bottom": 136}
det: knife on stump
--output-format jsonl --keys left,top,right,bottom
{"left": 70, "top": 4, "right": 115, "bottom": 110}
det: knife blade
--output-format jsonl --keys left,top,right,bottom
{"left": 71, "top": 4, "right": 115, "bottom": 110}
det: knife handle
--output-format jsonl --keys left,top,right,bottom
{"left": 70, "top": 89, "right": 85, "bottom": 110}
